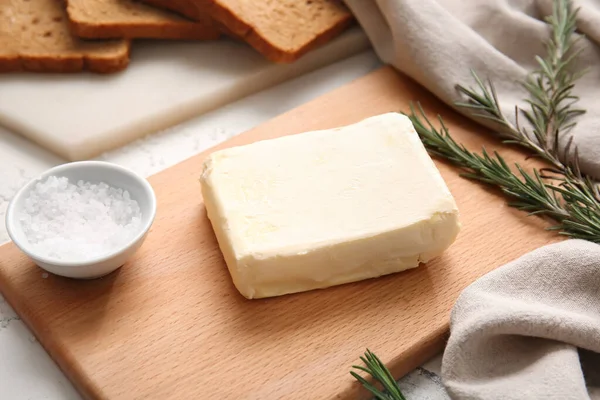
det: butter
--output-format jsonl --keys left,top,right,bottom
{"left": 200, "top": 113, "right": 461, "bottom": 299}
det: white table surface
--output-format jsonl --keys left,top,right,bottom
{"left": 0, "top": 51, "right": 449, "bottom": 400}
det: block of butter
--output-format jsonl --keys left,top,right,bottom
{"left": 200, "top": 113, "right": 461, "bottom": 299}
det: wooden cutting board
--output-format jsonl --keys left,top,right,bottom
{"left": 0, "top": 67, "right": 560, "bottom": 400}
{"left": 0, "top": 28, "right": 368, "bottom": 161}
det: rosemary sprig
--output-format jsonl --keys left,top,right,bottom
{"left": 408, "top": 104, "right": 567, "bottom": 221}
{"left": 407, "top": 0, "right": 600, "bottom": 242}
{"left": 351, "top": 350, "right": 406, "bottom": 400}
{"left": 407, "top": 104, "right": 600, "bottom": 242}
{"left": 455, "top": 0, "right": 585, "bottom": 173}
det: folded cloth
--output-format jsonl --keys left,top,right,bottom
{"left": 343, "top": 0, "right": 600, "bottom": 178}
{"left": 342, "top": 1, "right": 600, "bottom": 398}
{"left": 442, "top": 239, "right": 600, "bottom": 399}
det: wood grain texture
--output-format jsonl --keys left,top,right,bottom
{"left": 0, "top": 67, "right": 561, "bottom": 400}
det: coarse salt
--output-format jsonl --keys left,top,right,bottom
{"left": 19, "top": 175, "right": 142, "bottom": 261}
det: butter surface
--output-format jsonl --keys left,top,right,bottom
{"left": 200, "top": 113, "right": 461, "bottom": 299}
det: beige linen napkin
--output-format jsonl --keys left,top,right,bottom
{"left": 343, "top": 0, "right": 600, "bottom": 177}
{"left": 443, "top": 239, "right": 600, "bottom": 399}
{"left": 342, "top": 0, "right": 600, "bottom": 398}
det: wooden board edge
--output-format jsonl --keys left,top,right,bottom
{"left": 0, "top": 65, "right": 562, "bottom": 398}
{"left": 0, "top": 272, "right": 98, "bottom": 400}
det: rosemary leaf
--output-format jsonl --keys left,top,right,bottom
{"left": 406, "top": 103, "right": 600, "bottom": 242}
{"left": 455, "top": 0, "right": 584, "bottom": 169}
{"left": 351, "top": 350, "right": 407, "bottom": 400}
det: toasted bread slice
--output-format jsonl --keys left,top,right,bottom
{"left": 66, "top": 0, "right": 220, "bottom": 40}
{"left": 0, "top": 0, "right": 130, "bottom": 73}
{"left": 141, "top": 0, "right": 354, "bottom": 62}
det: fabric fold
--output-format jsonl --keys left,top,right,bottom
{"left": 442, "top": 239, "right": 600, "bottom": 399}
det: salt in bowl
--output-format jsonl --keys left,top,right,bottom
{"left": 5, "top": 161, "right": 157, "bottom": 279}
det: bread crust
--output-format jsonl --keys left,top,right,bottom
{"left": 69, "top": 20, "right": 220, "bottom": 40}
{"left": 141, "top": 0, "right": 354, "bottom": 62}
{"left": 0, "top": 48, "right": 131, "bottom": 74}
{"left": 66, "top": 0, "right": 220, "bottom": 40}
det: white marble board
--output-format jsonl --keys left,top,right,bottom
{"left": 0, "top": 28, "right": 369, "bottom": 161}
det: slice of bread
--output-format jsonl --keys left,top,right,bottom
{"left": 141, "top": 0, "right": 354, "bottom": 62}
{"left": 66, "top": 0, "right": 221, "bottom": 40}
{"left": 0, "top": 0, "right": 130, "bottom": 73}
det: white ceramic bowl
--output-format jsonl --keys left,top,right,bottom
{"left": 5, "top": 161, "right": 157, "bottom": 279}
